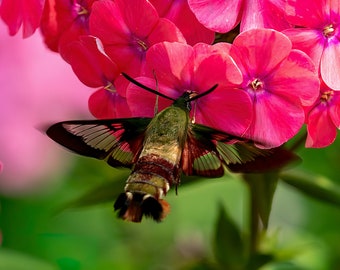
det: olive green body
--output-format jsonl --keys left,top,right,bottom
{"left": 124, "top": 105, "right": 189, "bottom": 199}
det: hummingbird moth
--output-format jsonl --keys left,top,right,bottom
{"left": 47, "top": 73, "right": 270, "bottom": 222}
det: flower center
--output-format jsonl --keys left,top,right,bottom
{"left": 75, "top": 2, "right": 89, "bottom": 16}
{"left": 250, "top": 78, "right": 263, "bottom": 92}
{"left": 320, "top": 90, "right": 333, "bottom": 102}
{"left": 323, "top": 24, "right": 335, "bottom": 37}
{"left": 132, "top": 37, "right": 148, "bottom": 53}
{"left": 104, "top": 82, "right": 116, "bottom": 93}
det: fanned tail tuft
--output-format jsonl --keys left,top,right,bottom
{"left": 113, "top": 192, "right": 170, "bottom": 222}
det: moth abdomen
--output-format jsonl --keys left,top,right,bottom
{"left": 113, "top": 154, "right": 180, "bottom": 222}
{"left": 133, "top": 157, "right": 180, "bottom": 185}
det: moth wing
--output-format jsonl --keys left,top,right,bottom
{"left": 46, "top": 118, "right": 152, "bottom": 168}
{"left": 181, "top": 123, "right": 271, "bottom": 177}
{"left": 181, "top": 125, "right": 224, "bottom": 178}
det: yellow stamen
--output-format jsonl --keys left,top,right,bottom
{"left": 323, "top": 24, "right": 335, "bottom": 37}
{"left": 321, "top": 90, "right": 333, "bottom": 102}
{"left": 104, "top": 82, "right": 116, "bottom": 92}
{"left": 137, "top": 39, "right": 148, "bottom": 51}
{"left": 251, "top": 78, "right": 263, "bottom": 91}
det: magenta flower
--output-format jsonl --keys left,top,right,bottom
{"left": 61, "top": 35, "right": 131, "bottom": 119}
{"left": 224, "top": 29, "right": 320, "bottom": 147}
{"left": 305, "top": 79, "right": 340, "bottom": 148}
{"left": 188, "top": 0, "right": 290, "bottom": 33}
{"left": 283, "top": 0, "right": 340, "bottom": 90}
{"left": 89, "top": 0, "right": 186, "bottom": 82}
{"left": 150, "top": 0, "right": 215, "bottom": 45}
{"left": 126, "top": 41, "right": 253, "bottom": 136}
{"left": 40, "top": 0, "right": 96, "bottom": 52}
{"left": 0, "top": 0, "right": 44, "bottom": 37}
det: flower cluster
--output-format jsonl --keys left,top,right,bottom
{"left": 1, "top": 0, "right": 340, "bottom": 149}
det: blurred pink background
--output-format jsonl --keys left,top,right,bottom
{"left": 0, "top": 23, "right": 92, "bottom": 194}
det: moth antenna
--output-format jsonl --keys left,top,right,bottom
{"left": 189, "top": 84, "right": 218, "bottom": 102}
{"left": 122, "top": 72, "right": 175, "bottom": 101}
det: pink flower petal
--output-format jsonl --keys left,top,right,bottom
{"left": 196, "top": 43, "right": 243, "bottom": 85}
{"left": 61, "top": 36, "right": 119, "bottom": 88}
{"left": 205, "top": 42, "right": 233, "bottom": 56}
{"left": 245, "top": 94, "right": 305, "bottom": 147}
{"left": 306, "top": 105, "right": 337, "bottom": 148}
{"left": 151, "top": 0, "right": 214, "bottom": 45}
{"left": 285, "top": 0, "right": 328, "bottom": 28}
{"left": 330, "top": 0, "right": 340, "bottom": 17}
{"left": 193, "top": 52, "right": 243, "bottom": 91}
{"left": 241, "top": 0, "right": 266, "bottom": 31}
{"left": 90, "top": 0, "right": 185, "bottom": 78}
{"left": 0, "top": 0, "right": 44, "bottom": 37}
{"left": 241, "top": 0, "right": 290, "bottom": 31}
{"left": 188, "top": 0, "right": 242, "bottom": 33}
{"left": 329, "top": 94, "right": 340, "bottom": 128}
{"left": 232, "top": 29, "right": 292, "bottom": 76}
{"left": 90, "top": 1, "right": 128, "bottom": 45}
{"left": 195, "top": 86, "right": 252, "bottom": 136}
{"left": 89, "top": 1, "right": 145, "bottom": 75}
{"left": 321, "top": 41, "right": 340, "bottom": 90}
{"left": 88, "top": 88, "right": 132, "bottom": 119}
{"left": 269, "top": 49, "right": 319, "bottom": 106}
{"left": 146, "top": 42, "right": 194, "bottom": 94}
{"left": 283, "top": 28, "right": 325, "bottom": 68}
{"left": 40, "top": 0, "right": 93, "bottom": 52}
{"left": 126, "top": 77, "right": 173, "bottom": 117}
{"left": 147, "top": 17, "right": 186, "bottom": 45}
{"left": 116, "top": 0, "right": 159, "bottom": 37}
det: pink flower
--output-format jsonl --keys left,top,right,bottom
{"left": 283, "top": 0, "right": 340, "bottom": 90}
{"left": 89, "top": 0, "right": 186, "bottom": 82}
{"left": 126, "top": 41, "right": 253, "bottom": 136}
{"left": 149, "top": 0, "right": 215, "bottom": 45}
{"left": 0, "top": 0, "right": 44, "bottom": 37}
{"left": 305, "top": 79, "right": 340, "bottom": 148}
{"left": 188, "top": 0, "right": 290, "bottom": 33}
{"left": 40, "top": 0, "right": 96, "bottom": 52}
{"left": 225, "top": 29, "right": 320, "bottom": 147}
{"left": 61, "top": 35, "right": 131, "bottom": 119}
{"left": 0, "top": 25, "right": 90, "bottom": 194}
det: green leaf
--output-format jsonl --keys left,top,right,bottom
{"left": 243, "top": 172, "right": 279, "bottom": 229}
{"left": 0, "top": 248, "right": 57, "bottom": 270}
{"left": 213, "top": 203, "right": 244, "bottom": 269}
{"left": 60, "top": 174, "right": 127, "bottom": 210}
{"left": 245, "top": 253, "right": 274, "bottom": 270}
{"left": 280, "top": 170, "right": 340, "bottom": 206}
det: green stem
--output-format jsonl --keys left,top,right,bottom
{"left": 288, "top": 129, "right": 307, "bottom": 152}
{"left": 248, "top": 180, "right": 261, "bottom": 255}
{"left": 244, "top": 173, "right": 278, "bottom": 255}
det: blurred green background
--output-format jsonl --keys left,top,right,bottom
{"left": 1, "top": 132, "right": 340, "bottom": 270}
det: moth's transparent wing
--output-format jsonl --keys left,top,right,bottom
{"left": 47, "top": 118, "right": 151, "bottom": 168}
{"left": 181, "top": 127, "right": 225, "bottom": 177}
{"left": 181, "top": 123, "right": 272, "bottom": 176}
